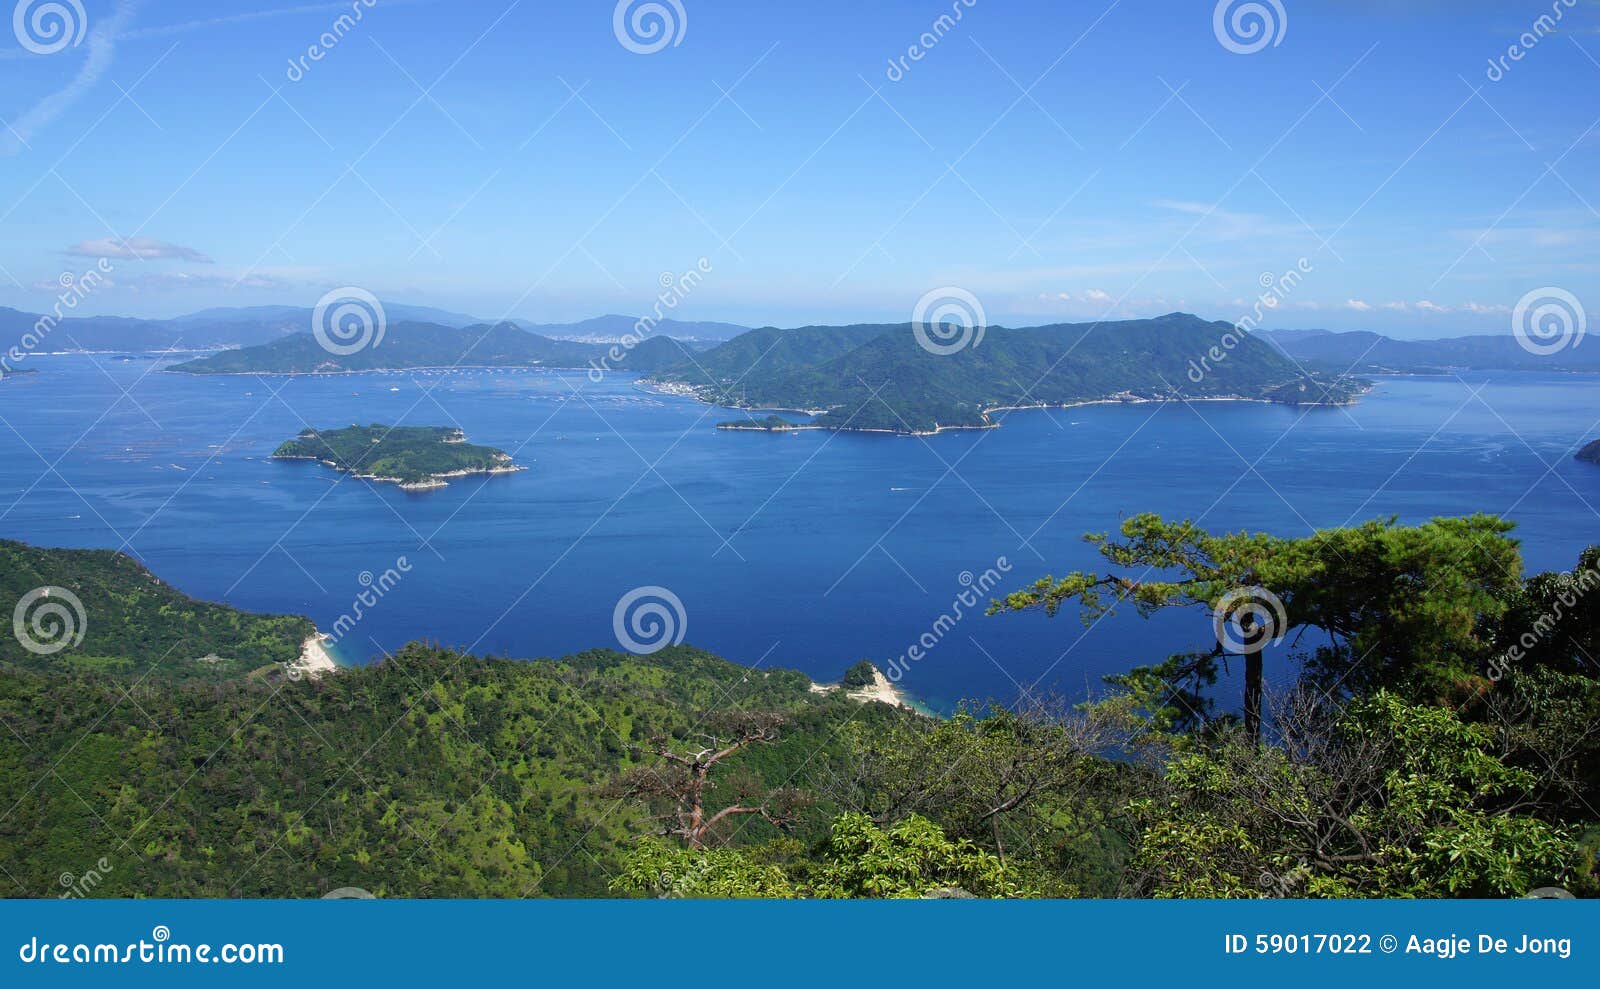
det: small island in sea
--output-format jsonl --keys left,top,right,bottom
{"left": 1577, "top": 439, "right": 1600, "bottom": 465}
{"left": 272, "top": 424, "right": 524, "bottom": 490}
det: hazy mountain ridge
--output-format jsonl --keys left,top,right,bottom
{"left": 1265, "top": 328, "right": 1600, "bottom": 373}
{"left": 166, "top": 322, "right": 698, "bottom": 375}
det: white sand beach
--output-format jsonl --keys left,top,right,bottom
{"left": 291, "top": 633, "right": 339, "bottom": 680}
{"left": 810, "top": 667, "right": 912, "bottom": 710}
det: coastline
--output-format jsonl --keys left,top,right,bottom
{"left": 272, "top": 454, "right": 527, "bottom": 490}
{"left": 705, "top": 389, "right": 1367, "bottom": 438}
{"left": 291, "top": 633, "right": 340, "bottom": 680}
{"left": 810, "top": 667, "right": 924, "bottom": 713}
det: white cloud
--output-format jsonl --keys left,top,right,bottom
{"left": 1083, "top": 289, "right": 1112, "bottom": 303}
{"left": 1415, "top": 300, "right": 1448, "bottom": 313}
{"left": 1346, "top": 299, "right": 1372, "bottom": 311}
{"left": 67, "top": 237, "right": 213, "bottom": 263}
{"left": 1382, "top": 301, "right": 1409, "bottom": 311}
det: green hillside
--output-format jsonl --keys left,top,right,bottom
{"left": 0, "top": 643, "right": 899, "bottom": 898}
{"left": 0, "top": 540, "right": 311, "bottom": 679}
{"left": 651, "top": 314, "right": 1367, "bottom": 433}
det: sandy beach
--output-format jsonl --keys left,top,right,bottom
{"left": 291, "top": 633, "right": 339, "bottom": 680}
{"left": 810, "top": 667, "right": 913, "bottom": 710}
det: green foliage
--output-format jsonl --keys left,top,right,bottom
{"left": 614, "top": 813, "right": 1039, "bottom": 899}
{"left": 0, "top": 540, "right": 311, "bottom": 679}
{"left": 808, "top": 814, "right": 1032, "bottom": 898}
{"left": 1130, "top": 692, "right": 1579, "bottom": 898}
{"left": 993, "top": 512, "right": 1523, "bottom": 722}
{"left": 839, "top": 660, "right": 877, "bottom": 689}
{"left": 0, "top": 644, "right": 882, "bottom": 898}
{"left": 611, "top": 839, "right": 796, "bottom": 898}
{"left": 273, "top": 424, "right": 516, "bottom": 485}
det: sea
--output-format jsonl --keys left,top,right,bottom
{"left": 3, "top": 354, "right": 1597, "bottom": 713}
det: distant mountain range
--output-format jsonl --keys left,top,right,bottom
{"left": 649, "top": 313, "right": 1365, "bottom": 434}
{"left": 0, "top": 302, "right": 751, "bottom": 356}
{"left": 1263, "top": 329, "right": 1600, "bottom": 373}
{"left": 168, "top": 321, "right": 698, "bottom": 375}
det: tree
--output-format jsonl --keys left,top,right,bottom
{"left": 990, "top": 513, "right": 1522, "bottom": 738}
{"left": 1495, "top": 545, "right": 1600, "bottom": 681}
{"left": 611, "top": 814, "right": 1038, "bottom": 899}
{"left": 607, "top": 711, "right": 809, "bottom": 849}
{"left": 809, "top": 814, "right": 1033, "bottom": 898}
{"left": 610, "top": 839, "right": 796, "bottom": 898}
{"left": 840, "top": 660, "right": 878, "bottom": 689}
{"left": 1128, "top": 689, "right": 1579, "bottom": 898}
{"left": 831, "top": 701, "right": 1112, "bottom": 862}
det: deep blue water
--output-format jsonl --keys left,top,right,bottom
{"left": 3, "top": 355, "right": 1599, "bottom": 712}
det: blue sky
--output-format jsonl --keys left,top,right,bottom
{"left": 0, "top": 0, "right": 1595, "bottom": 335}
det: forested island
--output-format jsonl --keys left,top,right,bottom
{"left": 272, "top": 424, "right": 523, "bottom": 489}
{"left": 1, "top": 515, "right": 1596, "bottom": 899}
{"left": 1578, "top": 439, "right": 1600, "bottom": 464}
{"left": 650, "top": 313, "right": 1367, "bottom": 434}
